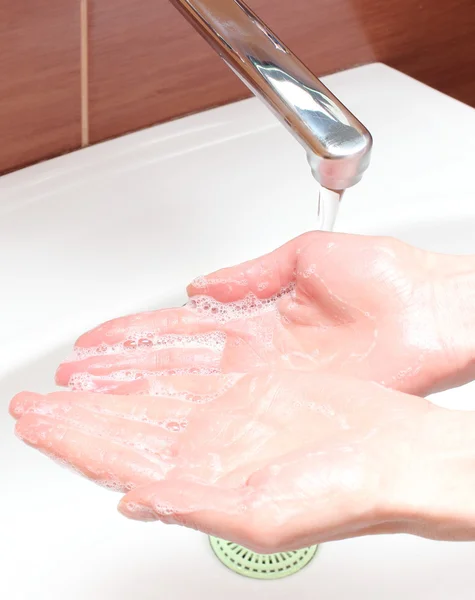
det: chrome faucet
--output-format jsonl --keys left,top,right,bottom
{"left": 169, "top": 0, "right": 372, "bottom": 192}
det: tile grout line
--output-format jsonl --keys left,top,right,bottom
{"left": 80, "top": 0, "right": 90, "bottom": 147}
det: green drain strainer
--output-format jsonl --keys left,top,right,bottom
{"left": 209, "top": 537, "right": 318, "bottom": 580}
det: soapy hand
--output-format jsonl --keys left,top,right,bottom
{"left": 56, "top": 232, "right": 475, "bottom": 396}
{"left": 11, "top": 370, "right": 475, "bottom": 551}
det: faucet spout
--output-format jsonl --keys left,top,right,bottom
{"left": 169, "top": 0, "right": 372, "bottom": 191}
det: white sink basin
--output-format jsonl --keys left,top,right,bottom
{"left": 2, "top": 63, "right": 475, "bottom": 599}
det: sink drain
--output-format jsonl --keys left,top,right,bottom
{"left": 209, "top": 537, "right": 318, "bottom": 580}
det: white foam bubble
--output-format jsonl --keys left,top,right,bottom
{"left": 68, "top": 366, "right": 226, "bottom": 392}
{"left": 68, "top": 373, "right": 96, "bottom": 391}
{"left": 153, "top": 502, "right": 175, "bottom": 516}
{"left": 159, "top": 418, "right": 188, "bottom": 432}
{"left": 190, "top": 276, "right": 249, "bottom": 289}
{"left": 71, "top": 331, "right": 227, "bottom": 362}
{"left": 124, "top": 502, "right": 157, "bottom": 518}
{"left": 96, "top": 479, "right": 129, "bottom": 492}
{"left": 186, "top": 284, "right": 294, "bottom": 325}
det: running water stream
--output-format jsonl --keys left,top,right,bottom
{"left": 316, "top": 186, "right": 343, "bottom": 232}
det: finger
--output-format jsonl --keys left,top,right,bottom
{"left": 119, "top": 440, "right": 381, "bottom": 552}
{"left": 121, "top": 476, "right": 396, "bottom": 548}
{"left": 118, "top": 480, "right": 265, "bottom": 548}
{"left": 119, "top": 475, "right": 309, "bottom": 553}
{"left": 67, "top": 375, "right": 153, "bottom": 395}
{"left": 15, "top": 413, "right": 171, "bottom": 492}
{"left": 66, "top": 367, "right": 222, "bottom": 395}
{"left": 75, "top": 308, "right": 221, "bottom": 349}
{"left": 11, "top": 382, "right": 215, "bottom": 491}
{"left": 10, "top": 391, "right": 46, "bottom": 419}
{"left": 12, "top": 392, "right": 193, "bottom": 432}
{"left": 56, "top": 346, "right": 222, "bottom": 387}
{"left": 186, "top": 233, "right": 315, "bottom": 302}
{"left": 88, "top": 367, "right": 228, "bottom": 395}
{"left": 11, "top": 377, "right": 239, "bottom": 494}
{"left": 10, "top": 384, "right": 208, "bottom": 423}
{"left": 31, "top": 403, "right": 180, "bottom": 456}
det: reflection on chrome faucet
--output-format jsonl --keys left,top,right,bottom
{"left": 252, "top": 60, "right": 371, "bottom": 154}
{"left": 169, "top": 0, "right": 373, "bottom": 192}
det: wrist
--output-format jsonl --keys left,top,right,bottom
{"left": 383, "top": 406, "right": 475, "bottom": 541}
{"left": 430, "top": 254, "right": 475, "bottom": 390}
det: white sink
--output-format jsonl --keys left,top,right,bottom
{"left": 2, "top": 63, "right": 475, "bottom": 599}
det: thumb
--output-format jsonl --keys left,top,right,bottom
{"left": 186, "top": 233, "right": 316, "bottom": 303}
{"left": 118, "top": 479, "right": 279, "bottom": 553}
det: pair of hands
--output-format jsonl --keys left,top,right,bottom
{"left": 10, "top": 232, "right": 475, "bottom": 552}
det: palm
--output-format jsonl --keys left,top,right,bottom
{"left": 11, "top": 371, "right": 430, "bottom": 550}
{"left": 56, "top": 232, "right": 452, "bottom": 395}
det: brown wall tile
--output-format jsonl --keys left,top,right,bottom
{"left": 88, "top": 0, "right": 244, "bottom": 144}
{"left": 348, "top": 0, "right": 475, "bottom": 101}
{"left": 252, "top": 0, "right": 475, "bottom": 104}
{"left": 89, "top": 0, "right": 475, "bottom": 146}
{"left": 0, "top": 0, "right": 81, "bottom": 174}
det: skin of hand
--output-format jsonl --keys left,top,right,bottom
{"left": 10, "top": 371, "right": 475, "bottom": 553}
{"left": 55, "top": 231, "right": 475, "bottom": 397}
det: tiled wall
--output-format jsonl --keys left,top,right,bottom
{"left": 0, "top": 1, "right": 81, "bottom": 174}
{"left": 1, "top": 0, "right": 474, "bottom": 174}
